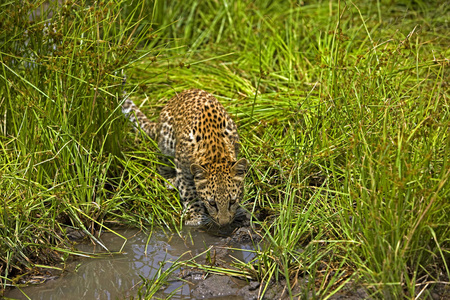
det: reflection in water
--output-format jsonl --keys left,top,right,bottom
{"left": 5, "top": 227, "right": 256, "bottom": 300}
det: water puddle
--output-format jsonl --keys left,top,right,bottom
{"left": 5, "top": 227, "right": 257, "bottom": 300}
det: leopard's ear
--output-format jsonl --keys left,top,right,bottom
{"left": 190, "top": 164, "right": 207, "bottom": 181}
{"left": 231, "top": 158, "right": 248, "bottom": 180}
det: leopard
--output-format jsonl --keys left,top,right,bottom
{"left": 122, "top": 88, "right": 248, "bottom": 227}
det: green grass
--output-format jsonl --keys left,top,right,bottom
{"left": 1, "top": 0, "right": 449, "bottom": 298}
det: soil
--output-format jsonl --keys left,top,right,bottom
{"left": 170, "top": 214, "right": 369, "bottom": 300}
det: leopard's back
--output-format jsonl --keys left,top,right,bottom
{"left": 160, "top": 89, "right": 240, "bottom": 165}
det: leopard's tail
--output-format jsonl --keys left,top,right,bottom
{"left": 121, "top": 73, "right": 158, "bottom": 140}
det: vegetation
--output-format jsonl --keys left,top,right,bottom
{"left": 1, "top": 0, "right": 448, "bottom": 299}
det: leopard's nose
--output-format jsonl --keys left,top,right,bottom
{"left": 217, "top": 215, "right": 232, "bottom": 227}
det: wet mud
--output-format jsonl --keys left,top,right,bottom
{"left": 4, "top": 221, "right": 449, "bottom": 299}
{"left": 4, "top": 222, "right": 261, "bottom": 299}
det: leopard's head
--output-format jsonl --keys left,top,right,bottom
{"left": 190, "top": 158, "right": 248, "bottom": 226}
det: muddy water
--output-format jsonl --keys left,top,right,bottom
{"left": 5, "top": 227, "right": 257, "bottom": 300}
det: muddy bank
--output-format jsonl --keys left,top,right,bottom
{"left": 4, "top": 223, "right": 260, "bottom": 299}
{"left": 4, "top": 221, "right": 449, "bottom": 299}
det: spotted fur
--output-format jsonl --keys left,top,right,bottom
{"left": 122, "top": 89, "right": 247, "bottom": 226}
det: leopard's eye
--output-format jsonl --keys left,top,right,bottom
{"left": 208, "top": 199, "right": 216, "bottom": 207}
